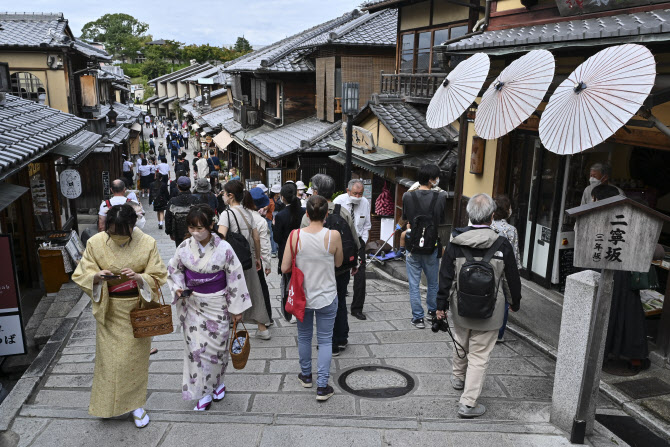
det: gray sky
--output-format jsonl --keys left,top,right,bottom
{"left": 20, "top": 0, "right": 366, "bottom": 46}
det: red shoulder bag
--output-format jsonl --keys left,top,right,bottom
{"left": 285, "top": 229, "right": 306, "bottom": 322}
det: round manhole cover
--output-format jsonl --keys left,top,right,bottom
{"left": 338, "top": 366, "right": 415, "bottom": 398}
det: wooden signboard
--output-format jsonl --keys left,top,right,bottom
{"left": 341, "top": 124, "right": 375, "bottom": 152}
{"left": 567, "top": 196, "right": 670, "bottom": 273}
{"left": 0, "top": 235, "right": 27, "bottom": 356}
{"left": 470, "top": 136, "right": 485, "bottom": 175}
{"left": 80, "top": 75, "right": 98, "bottom": 107}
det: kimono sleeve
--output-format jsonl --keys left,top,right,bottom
{"left": 223, "top": 244, "right": 252, "bottom": 315}
{"left": 166, "top": 245, "right": 188, "bottom": 305}
{"left": 72, "top": 238, "right": 103, "bottom": 302}
{"left": 137, "top": 239, "right": 168, "bottom": 303}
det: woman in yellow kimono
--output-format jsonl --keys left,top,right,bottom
{"left": 72, "top": 204, "right": 167, "bottom": 428}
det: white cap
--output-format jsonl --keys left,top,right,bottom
{"left": 295, "top": 180, "right": 306, "bottom": 190}
{"left": 258, "top": 184, "right": 268, "bottom": 193}
{"left": 270, "top": 184, "right": 281, "bottom": 194}
{"left": 306, "top": 187, "right": 313, "bottom": 195}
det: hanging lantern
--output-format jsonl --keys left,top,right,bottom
{"left": 342, "top": 82, "right": 360, "bottom": 115}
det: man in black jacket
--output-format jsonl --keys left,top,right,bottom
{"left": 435, "top": 193, "right": 522, "bottom": 419}
{"left": 165, "top": 176, "right": 199, "bottom": 248}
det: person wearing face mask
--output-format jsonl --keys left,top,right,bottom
{"left": 402, "top": 164, "right": 449, "bottom": 329}
{"left": 72, "top": 204, "right": 167, "bottom": 428}
{"left": 490, "top": 195, "right": 522, "bottom": 343}
{"left": 167, "top": 204, "right": 252, "bottom": 411}
{"left": 580, "top": 162, "right": 623, "bottom": 205}
{"left": 334, "top": 179, "right": 371, "bottom": 320}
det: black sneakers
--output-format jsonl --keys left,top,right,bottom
{"left": 316, "top": 385, "right": 335, "bottom": 401}
{"left": 412, "top": 318, "right": 426, "bottom": 329}
{"left": 298, "top": 373, "right": 313, "bottom": 388}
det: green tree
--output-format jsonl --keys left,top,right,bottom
{"left": 233, "top": 36, "right": 252, "bottom": 53}
{"left": 143, "top": 39, "right": 184, "bottom": 64}
{"left": 142, "top": 84, "right": 155, "bottom": 101}
{"left": 141, "top": 58, "right": 169, "bottom": 80}
{"left": 81, "top": 13, "right": 149, "bottom": 59}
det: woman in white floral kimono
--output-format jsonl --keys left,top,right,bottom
{"left": 167, "top": 204, "right": 252, "bottom": 411}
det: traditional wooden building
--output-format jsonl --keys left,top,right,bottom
{"left": 144, "top": 62, "right": 215, "bottom": 119}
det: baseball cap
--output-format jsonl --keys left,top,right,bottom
{"left": 177, "top": 176, "right": 191, "bottom": 188}
{"left": 250, "top": 187, "right": 270, "bottom": 209}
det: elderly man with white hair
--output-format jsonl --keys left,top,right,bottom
{"left": 435, "top": 193, "right": 522, "bottom": 419}
{"left": 580, "top": 162, "right": 623, "bottom": 205}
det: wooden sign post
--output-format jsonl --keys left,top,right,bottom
{"left": 559, "top": 196, "right": 670, "bottom": 444}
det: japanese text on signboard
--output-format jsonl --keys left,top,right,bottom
{"left": 592, "top": 214, "right": 627, "bottom": 264}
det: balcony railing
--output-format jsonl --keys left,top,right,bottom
{"left": 380, "top": 72, "right": 447, "bottom": 103}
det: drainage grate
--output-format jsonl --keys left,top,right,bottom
{"left": 338, "top": 365, "right": 415, "bottom": 398}
{"left": 596, "top": 414, "right": 668, "bottom": 447}
{"left": 613, "top": 378, "right": 670, "bottom": 400}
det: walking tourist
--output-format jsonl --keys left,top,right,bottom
{"left": 207, "top": 149, "right": 220, "bottom": 173}
{"left": 138, "top": 159, "right": 153, "bottom": 198}
{"left": 282, "top": 195, "right": 343, "bottom": 401}
{"left": 334, "top": 179, "right": 371, "bottom": 320}
{"left": 167, "top": 204, "right": 251, "bottom": 411}
{"left": 149, "top": 173, "right": 170, "bottom": 230}
{"left": 122, "top": 154, "right": 134, "bottom": 187}
{"left": 248, "top": 187, "right": 274, "bottom": 323}
{"left": 157, "top": 157, "right": 170, "bottom": 184}
{"left": 72, "top": 203, "right": 167, "bottom": 428}
{"left": 158, "top": 142, "right": 166, "bottom": 161}
{"left": 303, "top": 174, "right": 360, "bottom": 356}
{"left": 149, "top": 136, "right": 155, "bottom": 152}
{"left": 176, "top": 152, "right": 190, "bottom": 175}
{"left": 165, "top": 176, "right": 200, "bottom": 248}
{"left": 490, "top": 195, "right": 521, "bottom": 342}
{"left": 97, "top": 179, "right": 139, "bottom": 232}
{"left": 436, "top": 193, "right": 522, "bottom": 418}
{"left": 193, "top": 178, "right": 218, "bottom": 210}
{"left": 218, "top": 180, "right": 272, "bottom": 339}
{"left": 194, "top": 152, "right": 209, "bottom": 180}
{"left": 402, "top": 164, "right": 448, "bottom": 329}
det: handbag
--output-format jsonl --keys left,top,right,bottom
{"left": 285, "top": 230, "right": 307, "bottom": 322}
{"left": 129, "top": 279, "right": 173, "bottom": 338}
{"left": 229, "top": 320, "right": 251, "bottom": 369}
{"left": 631, "top": 266, "right": 660, "bottom": 290}
{"left": 224, "top": 209, "right": 253, "bottom": 270}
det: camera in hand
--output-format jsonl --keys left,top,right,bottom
{"left": 431, "top": 316, "right": 449, "bottom": 333}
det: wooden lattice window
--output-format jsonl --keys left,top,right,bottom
{"left": 10, "top": 72, "right": 45, "bottom": 102}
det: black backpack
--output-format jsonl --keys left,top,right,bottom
{"left": 408, "top": 191, "right": 440, "bottom": 255}
{"left": 325, "top": 204, "right": 358, "bottom": 273}
{"left": 170, "top": 202, "right": 192, "bottom": 245}
{"left": 457, "top": 237, "right": 505, "bottom": 319}
{"left": 224, "top": 209, "right": 253, "bottom": 270}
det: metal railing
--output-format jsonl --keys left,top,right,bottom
{"left": 380, "top": 72, "right": 447, "bottom": 101}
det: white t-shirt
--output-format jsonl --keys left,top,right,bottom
{"left": 126, "top": 191, "right": 139, "bottom": 202}
{"left": 195, "top": 158, "right": 209, "bottom": 178}
{"left": 99, "top": 196, "right": 133, "bottom": 216}
{"left": 138, "top": 165, "right": 152, "bottom": 176}
{"left": 122, "top": 160, "right": 133, "bottom": 172}
{"left": 149, "top": 164, "right": 157, "bottom": 174}
{"left": 157, "top": 163, "right": 170, "bottom": 175}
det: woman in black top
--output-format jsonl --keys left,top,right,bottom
{"left": 149, "top": 173, "right": 170, "bottom": 230}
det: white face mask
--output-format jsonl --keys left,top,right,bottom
{"left": 432, "top": 178, "right": 440, "bottom": 187}
{"left": 190, "top": 230, "right": 209, "bottom": 242}
{"left": 589, "top": 177, "right": 601, "bottom": 186}
{"left": 135, "top": 216, "right": 146, "bottom": 229}
{"left": 349, "top": 196, "right": 362, "bottom": 205}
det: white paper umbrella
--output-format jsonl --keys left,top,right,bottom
{"left": 539, "top": 44, "right": 656, "bottom": 154}
{"left": 475, "top": 50, "right": 555, "bottom": 140}
{"left": 426, "top": 53, "right": 491, "bottom": 129}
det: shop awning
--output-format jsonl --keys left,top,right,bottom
{"left": 52, "top": 130, "right": 102, "bottom": 165}
{"left": 213, "top": 130, "right": 233, "bottom": 150}
{"left": 0, "top": 183, "right": 29, "bottom": 212}
{"left": 112, "top": 83, "right": 130, "bottom": 93}
{"left": 329, "top": 153, "right": 387, "bottom": 177}
{"left": 202, "top": 126, "right": 214, "bottom": 135}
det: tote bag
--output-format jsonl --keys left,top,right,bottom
{"left": 285, "top": 230, "right": 306, "bottom": 322}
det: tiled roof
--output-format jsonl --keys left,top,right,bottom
{"left": 0, "top": 94, "right": 86, "bottom": 178}
{"left": 246, "top": 117, "right": 340, "bottom": 160}
{"left": 52, "top": 129, "right": 102, "bottom": 164}
{"left": 360, "top": 0, "right": 403, "bottom": 10}
{"left": 156, "top": 96, "right": 178, "bottom": 106}
{"left": 444, "top": 8, "right": 670, "bottom": 52}
{"left": 299, "top": 8, "right": 397, "bottom": 48}
{"left": 99, "top": 102, "right": 141, "bottom": 125}
{"left": 224, "top": 10, "right": 363, "bottom": 73}
{"left": 148, "top": 63, "right": 212, "bottom": 84}
{"left": 200, "top": 106, "right": 234, "bottom": 129}
{"left": 305, "top": 122, "right": 343, "bottom": 153}
{"left": 143, "top": 95, "right": 159, "bottom": 105}
{"left": 108, "top": 126, "right": 130, "bottom": 145}
{"left": 0, "top": 12, "right": 111, "bottom": 60}
{"left": 365, "top": 97, "right": 457, "bottom": 145}
{"left": 222, "top": 117, "right": 243, "bottom": 135}
{"left": 168, "top": 64, "right": 215, "bottom": 83}
{"left": 183, "top": 66, "right": 229, "bottom": 84}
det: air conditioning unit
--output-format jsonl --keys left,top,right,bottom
{"left": 247, "top": 110, "right": 258, "bottom": 126}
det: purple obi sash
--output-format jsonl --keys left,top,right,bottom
{"left": 184, "top": 269, "right": 227, "bottom": 294}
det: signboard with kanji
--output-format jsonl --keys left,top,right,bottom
{"left": 0, "top": 235, "right": 27, "bottom": 356}
{"left": 567, "top": 196, "right": 670, "bottom": 273}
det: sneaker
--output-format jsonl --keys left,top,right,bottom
{"left": 458, "top": 403, "right": 486, "bottom": 419}
{"left": 256, "top": 329, "right": 271, "bottom": 340}
{"left": 496, "top": 336, "right": 505, "bottom": 343}
{"left": 271, "top": 252, "right": 277, "bottom": 258}
{"left": 332, "top": 345, "right": 341, "bottom": 356}
{"left": 158, "top": 224, "right": 163, "bottom": 230}
{"left": 451, "top": 376, "right": 465, "bottom": 390}
{"left": 316, "top": 385, "right": 335, "bottom": 401}
{"left": 298, "top": 373, "right": 313, "bottom": 388}
{"left": 338, "top": 341, "right": 348, "bottom": 350}
{"left": 290, "top": 315, "right": 297, "bottom": 324}
{"left": 411, "top": 318, "right": 426, "bottom": 329}
{"left": 428, "top": 310, "right": 437, "bottom": 318}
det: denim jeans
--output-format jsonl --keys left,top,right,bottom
{"left": 406, "top": 249, "right": 439, "bottom": 320}
{"left": 333, "top": 273, "right": 350, "bottom": 346}
{"left": 267, "top": 218, "right": 278, "bottom": 254}
{"left": 297, "top": 298, "right": 338, "bottom": 388}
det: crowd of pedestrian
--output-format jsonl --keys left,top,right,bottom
{"left": 73, "top": 131, "right": 534, "bottom": 429}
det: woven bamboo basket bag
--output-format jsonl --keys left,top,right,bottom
{"left": 129, "top": 279, "right": 173, "bottom": 338}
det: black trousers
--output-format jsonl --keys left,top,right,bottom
{"left": 258, "top": 266, "right": 273, "bottom": 322}
{"left": 333, "top": 273, "right": 350, "bottom": 346}
{"left": 351, "top": 243, "right": 366, "bottom": 314}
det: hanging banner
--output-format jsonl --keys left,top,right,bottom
{"left": 0, "top": 235, "right": 27, "bottom": 356}
{"left": 60, "top": 169, "right": 82, "bottom": 199}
